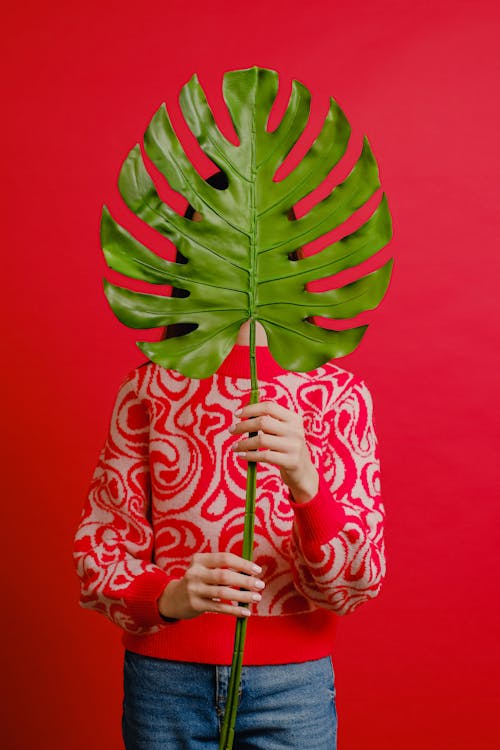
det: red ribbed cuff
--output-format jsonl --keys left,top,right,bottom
{"left": 289, "top": 472, "right": 347, "bottom": 547}
{"left": 125, "top": 568, "right": 172, "bottom": 629}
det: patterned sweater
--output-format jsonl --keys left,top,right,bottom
{"left": 73, "top": 344, "right": 385, "bottom": 665}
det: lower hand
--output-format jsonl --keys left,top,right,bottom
{"left": 158, "top": 552, "right": 265, "bottom": 620}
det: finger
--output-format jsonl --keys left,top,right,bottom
{"left": 198, "top": 583, "right": 263, "bottom": 605}
{"left": 204, "top": 568, "right": 266, "bottom": 591}
{"left": 194, "top": 551, "right": 262, "bottom": 576}
{"left": 233, "top": 448, "right": 293, "bottom": 466}
{"left": 205, "top": 601, "right": 252, "bottom": 618}
{"left": 230, "top": 414, "right": 289, "bottom": 437}
{"left": 236, "top": 401, "right": 298, "bottom": 422}
{"left": 232, "top": 433, "right": 290, "bottom": 453}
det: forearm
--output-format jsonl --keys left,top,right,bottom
{"left": 73, "top": 370, "right": 170, "bottom": 635}
{"left": 74, "top": 533, "right": 173, "bottom": 634}
{"left": 288, "top": 504, "right": 385, "bottom": 615}
{"left": 286, "top": 378, "right": 386, "bottom": 614}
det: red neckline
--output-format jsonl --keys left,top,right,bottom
{"left": 216, "top": 344, "right": 288, "bottom": 378}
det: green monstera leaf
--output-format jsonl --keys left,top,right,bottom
{"left": 102, "top": 66, "right": 392, "bottom": 379}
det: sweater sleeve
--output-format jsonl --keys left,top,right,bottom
{"left": 286, "top": 377, "right": 386, "bottom": 616}
{"left": 73, "top": 370, "right": 172, "bottom": 635}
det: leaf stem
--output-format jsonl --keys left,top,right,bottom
{"left": 219, "top": 318, "right": 259, "bottom": 750}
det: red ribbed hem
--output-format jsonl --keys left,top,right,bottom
{"left": 126, "top": 569, "right": 172, "bottom": 629}
{"left": 289, "top": 473, "right": 347, "bottom": 547}
{"left": 122, "top": 609, "right": 338, "bottom": 665}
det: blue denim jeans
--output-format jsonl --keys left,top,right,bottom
{"left": 122, "top": 650, "right": 337, "bottom": 750}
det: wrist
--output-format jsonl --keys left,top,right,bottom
{"left": 158, "top": 579, "right": 181, "bottom": 621}
{"left": 287, "top": 465, "right": 319, "bottom": 504}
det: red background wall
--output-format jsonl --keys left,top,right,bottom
{"left": 1, "top": 1, "right": 499, "bottom": 748}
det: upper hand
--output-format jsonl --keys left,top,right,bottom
{"left": 229, "top": 401, "right": 319, "bottom": 503}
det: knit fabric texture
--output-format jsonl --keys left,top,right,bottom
{"left": 73, "top": 344, "right": 385, "bottom": 665}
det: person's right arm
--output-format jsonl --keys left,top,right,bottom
{"left": 73, "top": 369, "right": 264, "bottom": 635}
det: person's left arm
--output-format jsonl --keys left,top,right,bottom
{"left": 229, "top": 378, "right": 385, "bottom": 616}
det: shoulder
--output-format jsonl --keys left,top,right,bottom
{"left": 291, "top": 359, "right": 363, "bottom": 403}
{"left": 118, "top": 359, "right": 150, "bottom": 386}
{"left": 300, "top": 361, "right": 376, "bottom": 413}
{"left": 116, "top": 360, "right": 199, "bottom": 405}
{"left": 114, "top": 360, "right": 156, "bottom": 401}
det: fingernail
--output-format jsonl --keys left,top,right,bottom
{"left": 255, "top": 580, "right": 265, "bottom": 590}
{"left": 235, "top": 409, "right": 242, "bottom": 416}
{"left": 228, "top": 425, "right": 235, "bottom": 433}
{"left": 251, "top": 593, "right": 262, "bottom": 602}
{"left": 252, "top": 564, "right": 262, "bottom": 574}
{"left": 241, "top": 608, "right": 251, "bottom": 616}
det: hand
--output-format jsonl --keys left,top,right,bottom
{"left": 158, "top": 552, "right": 265, "bottom": 620}
{"left": 229, "top": 401, "right": 319, "bottom": 503}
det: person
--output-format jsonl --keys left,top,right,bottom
{"left": 73, "top": 172, "right": 385, "bottom": 750}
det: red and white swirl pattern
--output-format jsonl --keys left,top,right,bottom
{"left": 289, "top": 380, "right": 385, "bottom": 615}
{"left": 74, "top": 360, "right": 385, "bottom": 635}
